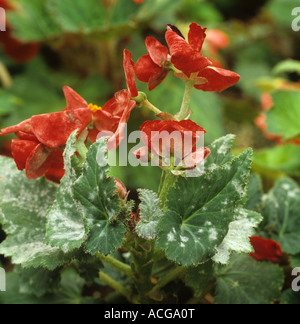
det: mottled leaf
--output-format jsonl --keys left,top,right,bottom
{"left": 45, "top": 131, "right": 86, "bottom": 252}
{"left": 215, "top": 254, "right": 284, "bottom": 304}
{"left": 213, "top": 209, "right": 263, "bottom": 264}
{"left": 72, "top": 138, "right": 125, "bottom": 255}
{"left": 135, "top": 189, "right": 163, "bottom": 240}
{"left": 157, "top": 149, "right": 253, "bottom": 266}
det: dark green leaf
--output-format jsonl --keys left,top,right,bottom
{"left": 18, "top": 267, "right": 61, "bottom": 298}
{"left": 245, "top": 174, "right": 264, "bottom": 211}
{"left": 215, "top": 254, "right": 284, "bottom": 304}
{"left": 186, "top": 261, "right": 215, "bottom": 297}
{"left": 261, "top": 178, "right": 300, "bottom": 255}
{"left": 72, "top": 138, "right": 125, "bottom": 255}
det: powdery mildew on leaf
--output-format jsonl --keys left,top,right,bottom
{"left": 45, "top": 131, "right": 86, "bottom": 252}
{"left": 261, "top": 177, "right": 300, "bottom": 255}
{"left": 157, "top": 148, "right": 253, "bottom": 266}
{"left": 213, "top": 209, "right": 263, "bottom": 264}
{"left": 0, "top": 156, "right": 74, "bottom": 270}
{"left": 135, "top": 189, "right": 164, "bottom": 240}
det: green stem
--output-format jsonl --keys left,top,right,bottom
{"left": 143, "top": 99, "right": 163, "bottom": 115}
{"left": 158, "top": 170, "right": 175, "bottom": 208}
{"left": 147, "top": 267, "right": 185, "bottom": 297}
{"left": 99, "top": 271, "right": 133, "bottom": 303}
{"left": 178, "top": 81, "right": 194, "bottom": 121}
{"left": 96, "top": 253, "right": 134, "bottom": 278}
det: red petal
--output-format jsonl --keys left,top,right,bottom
{"left": 63, "top": 86, "right": 89, "bottom": 111}
{"left": 145, "top": 37, "right": 169, "bottom": 67}
{"left": 123, "top": 49, "right": 138, "bottom": 98}
{"left": 11, "top": 139, "right": 39, "bottom": 171}
{"left": 135, "top": 55, "right": 161, "bottom": 82}
{"left": 140, "top": 120, "right": 206, "bottom": 158}
{"left": 132, "top": 146, "right": 149, "bottom": 163}
{"left": 135, "top": 55, "right": 169, "bottom": 91}
{"left": 25, "top": 144, "right": 53, "bottom": 179}
{"left": 1, "top": 119, "right": 32, "bottom": 136}
{"left": 31, "top": 109, "right": 92, "bottom": 148}
{"left": 166, "top": 29, "right": 212, "bottom": 77}
{"left": 249, "top": 236, "right": 283, "bottom": 262}
{"left": 45, "top": 149, "right": 65, "bottom": 183}
{"left": 16, "top": 131, "right": 39, "bottom": 142}
{"left": 106, "top": 91, "right": 136, "bottom": 150}
{"left": 188, "top": 23, "right": 207, "bottom": 52}
{"left": 182, "top": 147, "right": 211, "bottom": 169}
{"left": 93, "top": 110, "right": 120, "bottom": 134}
{"left": 195, "top": 66, "right": 240, "bottom": 92}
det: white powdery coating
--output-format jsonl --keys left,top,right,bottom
{"left": 213, "top": 210, "right": 262, "bottom": 264}
{"left": 167, "top": 228, "right": 177, "bottom": 242}
{"left": 209, "top": 228, "right": 218, "bottom": 241}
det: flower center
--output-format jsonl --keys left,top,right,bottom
{"left": 89, "top": 103, "right": 102, "bottom": 113}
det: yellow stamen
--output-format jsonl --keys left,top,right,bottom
{"left": 89, "top": 103, "right": 102, "bottom": 113}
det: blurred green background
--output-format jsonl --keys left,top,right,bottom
{"left": 0, "top": 0, "right": 300, "bottom": 195}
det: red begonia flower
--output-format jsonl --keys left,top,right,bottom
{"left": 135, "top": 37, "right": 171, "bottom": 91}
{"left": 133, "top": 0, "right": 143, "bottom": 3}
{"left": 90, "top": 90, "right": 136, "bottom": 150}
{"left": 166, "top": 23, "right": 240, "bottom": 92}
{"left": 0, "top": 86, "right": 92, "bottom": 181}
{"left": 123, "top": 49, "right": 139, "bottom": 98}
{"left": 166, "top": 23, "right": 212, "bottom": 78}
{"left": 135, "top": 120, "right": 209, "bottom": 169}
{"left": 249, "top": 236, "right": 283, "bottom": 262}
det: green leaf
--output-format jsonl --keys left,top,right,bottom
{"left": 245, "top": 174, "right": 264, "bottom": 211}
{"left": 266, "top": 0, "right": 300, "bottom": 28}
{"left": 45, "top": 131, "right": 86, "bottom": 252}
{"left": 0, "top": 156, "right": 74, "bottom": 270}
{"left": 186, "top": 261, "right": 215, "bottom": 297}
{"left": 0, "top": 269, "right": 103, "bottom": 304}
{"left": 157, "top": 149, "right": 253, "bottom": 266}
{"left": 266, "top": 90, "right": 300, "bottom": 140}
{"left": 261, "top": 178, "right": 300, "bottom": 255}
{"left": 281, "top": 289, "right": 300, "bottom": 304}
{"left": 48, "top": 0, "right": 106, "bottom": 33}
{"left": 72, "top": 251, "right": 103, "bottom": 286}
{"left": 215, "top": 254, "right": 284, "bottom": 304}
{"left": 72, "top": 138, "right": 125, "bottom": 256}
{"left": 213, "top": 209, "right": 263, "bottom": 264}
{"left": 253, "top": 145, "right": 300, "bottom": 177}
{"left": 205, "top": 134, "right": 235, "bottom": 171}
{"left": 291, "top": 255, "right": 300, "bottom": 269}
{"left": 18, "top": 267, "right": 61, "bottom": 298}
{"left": 135, "top": 189, "right": 163, "bottom": 240}
{"left": 7, "top": 0, "right": 61, "bottom": 42}
{"left": 273, "top": 60, "right": 300, "bottom": 76}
